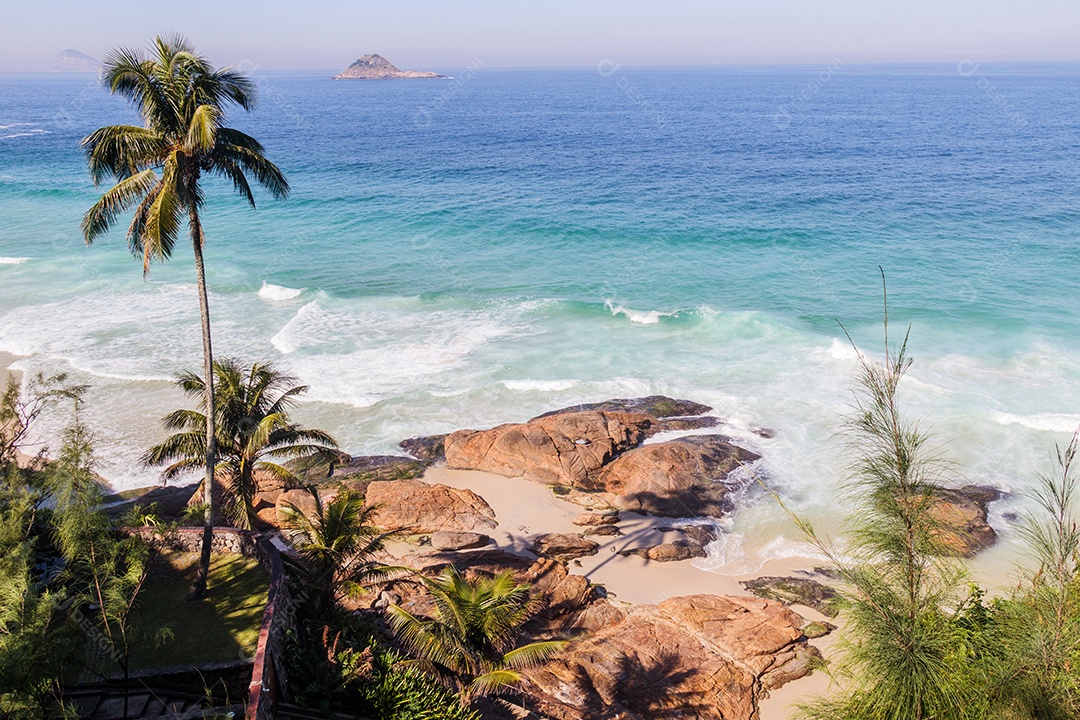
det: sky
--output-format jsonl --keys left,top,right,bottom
{"left": 2, "top": 0, "right": 1079, "bottom": 71}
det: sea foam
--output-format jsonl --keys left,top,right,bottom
{"left": 0, "top": 257, "right": 29, "bottom": 265}
{"left": 604, "top": 299, "right": 674, "bottom": 325}
{"left": 993, "top": 412, "right": 1080, "bottom": 434}
{"left": 258, "top": 281, "right": 304, "bottom": 301}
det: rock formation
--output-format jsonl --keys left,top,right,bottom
{"left": 445, "top": 410, "right": 652, "bottom": 486}
{"left": 364, "top": 479, "right": 496, "bottom": 534}
{"left": 52, "top": 49, "right": 100, "bottom": 72}
{"left": 333, "top": 54, "right": 445, "bottom": 80}
{"left": 524, "top": 594, "right": 820, "bottom": 720}
{"left": 928, "top": 485, "right": 1000, "bottom": 557}
{"left": 588, "top": 435, "right": 760, "bottom": 517}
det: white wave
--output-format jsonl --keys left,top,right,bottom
{"left": 0, "top": 129, "right": 49, "bottom": 140}
{"left": 827, "top": 336, "right": 859, "bottom": 361}
{"left": 993, "top": 412, "right": 1080, "bottom": 433}
{"left": 0, "top": 123, "right": 32, "bottom": 130}
{"left": 258, "top": 281, "right": 304, "bottom": 302}
{"left": 501, "top": 379, "right": 579, "bottom": 392}
{"left": 693, "top": 530, "right": 826, "bottom": 575}
{"left": 0, "top": 257, "right": 29, "bottom": 265}
{"left": 604, "top": 299, "right": 673, "bottom": 325}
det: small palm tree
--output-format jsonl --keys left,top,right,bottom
{"left": 145, "top": 358, "right": 338, "bottom": 529}
{"left": 388, "top": 566, "right": 566, "bottom": 706}
{"left": 82, "top": 35, "right": 289, "bottom": 597}
{"left": 279, "top": 487, "right": 401, "bottom": 611}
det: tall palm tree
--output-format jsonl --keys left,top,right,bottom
{"left": 279, "top": 487, "right": 402, "bottom": 611}
{"left": 145, "top": 358, "right": 338, "bottom": 529}
{"left": 388, "top": 566, "right": 566, "bottom": 706}
{"left": 81, "top": 35, "right": 289, "bottom": 597}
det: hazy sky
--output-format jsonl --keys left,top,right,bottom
{"left": 3, "top": 0, "right": 1079, "bottom": 71}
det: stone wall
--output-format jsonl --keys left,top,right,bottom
{"left": 127, "top": 526, "right": 293, "bottom": 720}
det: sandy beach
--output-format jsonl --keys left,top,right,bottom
{"left": 388, "top": 466, "right": 835, "bottom": 719}
{"left": 0, "top": 351, "right": 22, "bottom": 389}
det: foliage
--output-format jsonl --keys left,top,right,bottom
{"left": 0, "top": 372, "right": 84, "bottom": 473}
{"left": 145, "top": 358, "right": 338, "bottom": 528}
{"left": 279, "top": 486, "right": 399, "bottom": 611}
{"left": 81, "top": 34, "right": 289, "bottom": 270}
{"left": 956, "top": 433, "right": 1080, "bottom": 719}
{"left": 0, "top": 479, "right": 79, "bottom": 717}
{"left": 83, "top": 33, "right": 289, "bottom": 597}
{"left": 794, "top": 280, "right": 979, "bottom": 720}
{"left": 48, "top": 411, "right": 162, "bottom": 713}
{"left": 388, "top": 566, "right": 566, "bottom": 705}
{"left": 282, "top": 624, "right": 479, "bottom": 720}
{"left": 344, "top": 643, "right": 482, "bottom": 720}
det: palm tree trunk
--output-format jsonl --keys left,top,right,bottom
{"left": 188, "top": 207, "right": 217, "bottom": 600}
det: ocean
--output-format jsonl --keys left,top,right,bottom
{"left": 2, "top": 64, "right": 1079, "bottom": 574}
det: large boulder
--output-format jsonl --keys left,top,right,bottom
{"left": 430, "top": 531, "right": 492, "bottom": 551}
{"left": 741, "top": 576, "right": 841, "bottom": 618}
{"left": 398, "top": 434, "right": 449, "bottom": 464}
{"left": 364, "top": 479, "right": 496, "bottom": 534}
{"left": 285, "top": 452, "right": 425, "bottom": 489}
{"left": 587, "top": 435, "right": 760, "bottom": 517}
{"left": 445, "top": 411, "right": 652, "bottom": 485}
{"left": 928, "top": 485, "right": 1000, "bottom": 557}
{"left": 531, "top": 533, "right": 601, "bottom": 562}
{"left": 524, "top": 594, "right": 820, "bottom": 720}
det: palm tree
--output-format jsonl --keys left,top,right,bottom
{"left": 145, "top": 358, "right": 338, "bottom": 530}
{"left": 388, "top": 566, "right": 566, "bottom": 706}
{"left": 81, "top": 35, "right": 289, "bottom": 597}
{"left": 278, "top": 487, "right": 401, "bottom": 611}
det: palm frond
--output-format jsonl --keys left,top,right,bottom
{"left": 81, "top": 169, "right": 159, "bottom": 243}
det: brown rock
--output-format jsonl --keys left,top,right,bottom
{"left": 572, "top": 511, "right": 621, "bottom": 526}
{"left": 531, "top": 533, "right": 600, "bottom": 562}
{"left": 583, "top": 525, "right": 621, "bottom": 537}
{"left": 928, "top": 485, "right": 1000, "bottom": 557}
{"left": 524, "top": 594, "right": 819, "bottom": 720}
{"left": 648, "top": 415, "right": 723, "bottom": 437}
{"left": 365, "top": 479, "right": 497, "bottom": 534}
{"left": 630, "top": 542, "right": 706, "bottom": 562}
{"left": 445, "top": 411, "right": 651, "bottom": 485}
{"left": 559, "top": 487, "right": 620, "bottom": 510}
{"left": 275, "top": 487, "right": 335, "bottom": 527}
{"left": 741, "top": 576, "right": 841, "bottom": 618}
{"left": 589, "top": 435, "right": 760, "bottom": 517}
{"left": 430, "top": 531, "right": 492, "bottom": 551}
{"left": 398, "top": 434, "right": 448, "bottom": 463}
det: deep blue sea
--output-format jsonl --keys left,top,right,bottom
{"left": 2, "top": 64, "right": 1079, "bottom": 572}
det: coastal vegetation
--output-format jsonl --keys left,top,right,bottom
{"left": 81, "top": 35, "right": 289, "bottom": 597}
{"left": 387, "top": 566, "right": 567, "bottom": 705}
{"left": 789, "top": 286, "right": 1080, "bottom": 720}
{"left": 145, "top": 358, "right": 339, "bottom": 530}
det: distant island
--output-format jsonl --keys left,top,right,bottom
{"left": 333, "top": 54, "right": 445, "bottom": 80}
{"left": 52, "top": 49, "right": 100, "bottom": 72}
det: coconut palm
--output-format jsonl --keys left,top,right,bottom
{"left": 388, "top": 566, "right": 566, "bottom": 706}
{"left": 81, "top": 35, "right": 289, "bottom": 596}
{"left": 278, "top": 487, "right": 401, "bottom": 611}
{"left": 144, "top": 358, "right": 337, "bottom": 529}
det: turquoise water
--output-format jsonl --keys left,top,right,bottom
{"left": 2, "top": 65, "right": 1079, "bottom": 572}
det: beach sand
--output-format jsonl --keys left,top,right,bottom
{"left": 0, "top": 351, "right": 22, "bottom": 389}
{"left": 406, "top": 466, "right": 833, "bottom": 719}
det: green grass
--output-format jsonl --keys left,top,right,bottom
{"left": 127, "top": 551, "right": 268, "bottom": 669}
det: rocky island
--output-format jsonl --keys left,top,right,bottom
{"left": 52, "top": 49, "right": 100, "bottom": 72}
{"left": 333, "top": 53, "right": 446, "bottom": 80}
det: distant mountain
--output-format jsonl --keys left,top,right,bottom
{"left": 333, "top": 54, "right": 445, "bottom": 80}
{"left": 52, "top": 49, "right": 100, "bottom": 73}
